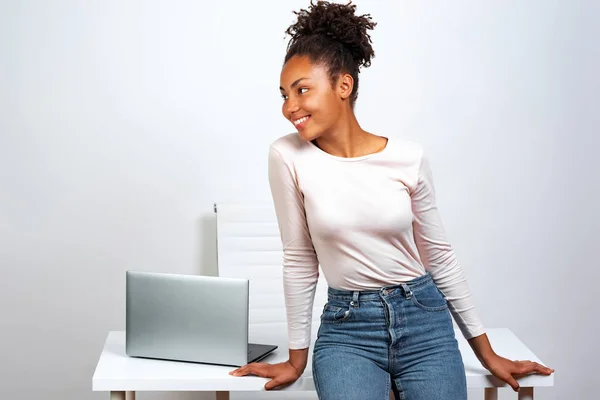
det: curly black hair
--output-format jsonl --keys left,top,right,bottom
{"left": 284, "top": 0, "right": 377, "bottom": 107}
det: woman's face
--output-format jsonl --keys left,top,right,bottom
{"left": 279, "top": 55, "right": 345, "bottom": 142}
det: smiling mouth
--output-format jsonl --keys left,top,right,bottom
{"left": 293, "top": 115, "right": 311, "bottom": 126}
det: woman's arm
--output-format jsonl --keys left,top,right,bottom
{"left": 268, "top": 145, "right": 320, "bottom": 351}
{"left": 467, "top": 332, "right": 496, "bottom": 366}
{"left": 230, "top": 143, "right": 318, "bottom": 390}
{"left": 468, "top": 333, "right": 554, "bottom": 392}
{"left": 411, "top": 149, "right": 553, "bottom": 392}
{"left": 410, "top": 151, "right": 485, "bottom": 339}
{"left": 289, "top": 347, "right": 310, "bottom": 374}
{"left": 230, "top": 348, "right": 309, "bottom": 390}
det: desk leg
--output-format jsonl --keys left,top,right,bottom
{"left": 110, "top": 391, "right": 135, "bottom": 400}
{"left": 518, "top": 387, "right": 533, "bottom": 400}
{"left": 216, "top": 391, "right": 230, "bottom": 400}
{"left": 484, "top": 388, "right": 498, "bottom": 400}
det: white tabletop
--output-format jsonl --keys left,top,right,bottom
{"left": 92, "top": 324, "right": 553, "bottom": 392}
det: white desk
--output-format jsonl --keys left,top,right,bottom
{"left": 92, "top": 325, "right": 553, "bottom": 400}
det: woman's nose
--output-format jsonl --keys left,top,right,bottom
{"left": 285, "top": 98, "right": 300, "bottom": 116}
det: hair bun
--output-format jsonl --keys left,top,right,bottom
{"left": 286, "top": 0, "right": 376, "bottom": 68}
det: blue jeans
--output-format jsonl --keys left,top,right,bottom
{"left": 312, "top": 272, "right": 467, "bottom": 400}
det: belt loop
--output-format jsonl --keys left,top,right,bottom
{"left": 401, "top": 283, "right": 413, "bottom": 299}
{"left": 350, "top": 291, "right": 359, "bottom": 308}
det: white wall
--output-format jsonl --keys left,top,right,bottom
{"left": 1, "top": 1, "right": 598, "bottom": 399}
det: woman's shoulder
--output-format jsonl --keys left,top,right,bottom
{"left": 386, "top": 136, "right": 425, "bottom": 163}
{"left": 269, "top": 133, "right": 307, "bottom": 158}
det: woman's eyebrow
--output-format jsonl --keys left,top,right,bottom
{"left": 280, "top": 77, "right": 309, "bottom": 91}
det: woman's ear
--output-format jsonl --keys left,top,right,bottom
{"left": 337, "top": 73, "right": 354, "bottom": 100}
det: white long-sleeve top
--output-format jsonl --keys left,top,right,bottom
{"left": 268, "top": 133, "right": 485, "bottom": 349}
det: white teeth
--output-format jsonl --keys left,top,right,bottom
{"left": 294, "top": 116, "right": 310, "bottom": 126}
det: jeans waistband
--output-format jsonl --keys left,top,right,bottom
{"left": 326, "top": 271, "right": 434, "bottom": 302}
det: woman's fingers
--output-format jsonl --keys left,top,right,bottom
{"left": 534, "top": 362, "right": 555, "bottom": 374}
{"left": 229, "top": 363, "right": 270, "bottom": 377}
{"left": 264, "top": 377, "right": 284, "bottom": 390}
{"left": 504, "top": 373, "right": 520, "bottom": 392}
{"left": 514, "top": 360, "right": 554, "bottom": 376}
{"left": 229, "top": 364, "right": 248, "bottom": 376}
{"left": 231, "top": 361, "right": 301, "bottom": 391}
{"left": 521, "top": 361, "right": 554, "bottom": 375}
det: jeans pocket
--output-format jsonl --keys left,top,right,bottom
{"left": 410, "top": 284, "right": 449, "bottom": 312}
{"left": 320, "top": 302, "right": 353, "bottom": 324}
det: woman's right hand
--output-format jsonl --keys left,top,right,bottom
{"left": 229, "top": 360, "right": 303, "bottom": 390}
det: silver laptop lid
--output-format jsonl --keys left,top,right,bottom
{"left": 126, "top": 271, "right": 249, "bottom": 366}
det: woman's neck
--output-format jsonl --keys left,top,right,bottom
{"left": 313, "top": 111, "right": 383, "bottom": 158}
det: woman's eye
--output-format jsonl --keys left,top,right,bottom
{"left": 280, "top": 88, "right": 306, "bottom": 101}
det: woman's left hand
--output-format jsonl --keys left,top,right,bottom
{"left": 483, "top": 353, "right": 554, "bottom": 392}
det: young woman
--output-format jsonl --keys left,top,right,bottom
{"left": 230, "top": 1, "right": 554, "bottom": 398}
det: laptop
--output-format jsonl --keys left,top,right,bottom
{"left": 125, "top": 271, "right": 278, "bottom": 367}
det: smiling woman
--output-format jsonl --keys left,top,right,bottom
{"left": 277, "top": 0, "right": 380, "bottom": 153}
{"left": 229, "top": 1, "right": 554, "bottom": 399}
